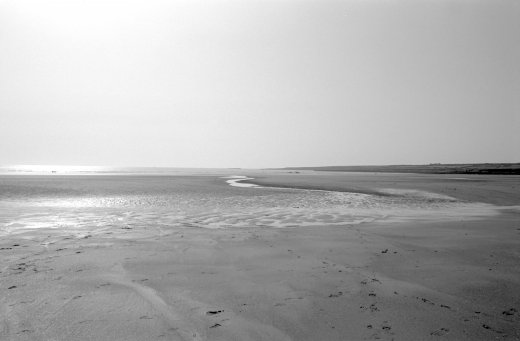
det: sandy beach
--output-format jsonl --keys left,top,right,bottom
{"left": 2, "top": 0, "right": 518, "bottom": 338}
{"left": 1, "top": 172, "right": 519, "bottom": 340}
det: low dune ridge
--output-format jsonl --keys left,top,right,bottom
{"left": 280, "top": 162, "right": 520, "bottom": 175}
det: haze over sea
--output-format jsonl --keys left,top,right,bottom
{"left": 0, "top": 166, "right": 498, "bottom": 238}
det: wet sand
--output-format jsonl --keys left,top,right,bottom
{"left": 1, "top": 172, "right": 519, "bottom": 340}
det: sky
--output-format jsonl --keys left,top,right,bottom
{"left": 0, "top": 0, "right": 519, "bottom": 168}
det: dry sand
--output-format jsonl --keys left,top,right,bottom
{"left": 1, "top": 172, "right": 519, "bottom": 340}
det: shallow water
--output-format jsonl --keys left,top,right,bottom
{"left": 0, "top": 173, "right": 498, "bottom": 236}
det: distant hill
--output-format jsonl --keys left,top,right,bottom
{"left": 281, "top": 163, "right": 520, "bottom": 175}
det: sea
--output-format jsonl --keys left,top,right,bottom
{"left": 0, "top": 166, "right": 497, "bottom": 237}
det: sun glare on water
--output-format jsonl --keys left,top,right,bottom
{"left": 3, "top": 165, "right": 108, "bottom": 174}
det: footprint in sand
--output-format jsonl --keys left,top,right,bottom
{"left": 328, "top": 292, "right": 343, "bottom": 298}
{"left": 360, "top": 303, "right": 379, "bottom": 312}
{"left": 482, "top": 324, "right": 504, "bottom": 334}
{"left": 16, "top": 329, "right": 33, "bottom": 335}
{"left": 368, "top": 321, "right": 393, "bottom": 339}
{"left": 430, "top": 327, "right": 449, "bottom": 336}
{"left": 361, "top": 278, "right": 382, "bottom": 285}
{"left": 381, "top": 321, "right": 392, "bottom": 332}
{"left": 502, "top": 307, "right": 517, "bottom": 316}
{"left": 416, "top": 297, "right": 435, "bottom": 305}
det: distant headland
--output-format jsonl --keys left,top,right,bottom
{"left": 280, "top": 163, "right": 520, "bottom": 175}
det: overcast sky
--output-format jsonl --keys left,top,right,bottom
{"left": 1, "top": 0, "right": 518, "bottom": 168}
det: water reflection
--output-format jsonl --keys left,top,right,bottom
{"left": 0, "top": 176, "right": 498, "bottom": 237}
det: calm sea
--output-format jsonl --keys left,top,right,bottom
{"left": 0, "top": 167, "right": 497, "bottom": 237}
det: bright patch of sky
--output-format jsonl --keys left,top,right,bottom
{"left": 1, "top": 0, "right": 518, "bottom": 168}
